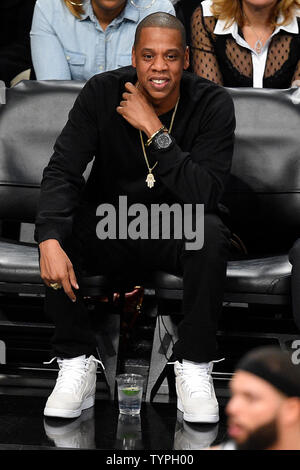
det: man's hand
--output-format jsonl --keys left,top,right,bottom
{"left": 292, "top": 80, "right": 300, "bottom": 88}
{"left": 116, "top": 82, "right": 163, "bottom": 138}
{"left": 39, "top": 239, "right": 79, "bottom": 302}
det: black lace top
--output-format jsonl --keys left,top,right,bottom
{"left": 176, "top": 0, "right": 300, "bottom": 88}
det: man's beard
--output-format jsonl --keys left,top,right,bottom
{"left": 236, "top": 418, "right": 278, "bottom": 450}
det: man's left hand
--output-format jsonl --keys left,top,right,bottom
{"left": 116, "top": 82, "right": 162, "bottom": 138}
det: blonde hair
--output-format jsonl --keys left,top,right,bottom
{"left": 63, "top": 0, "right": 85, "bottom": 19}
{"left": 211, "top": 0, "right": 300, "bottom": 28}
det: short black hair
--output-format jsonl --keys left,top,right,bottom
{"left": 236, "top": 346, "right": 300, "bottom": 398}
{"left": 134, "top": 12, "right": 187, "bottom": 50}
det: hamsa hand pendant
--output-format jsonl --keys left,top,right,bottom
{"left": 146, "top": 172, "right": 155, "bottom": 188}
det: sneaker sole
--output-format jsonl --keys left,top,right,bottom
{"left": 44, "top": 394, "right": 95, "bottom": 419}
{"left": 177, "top": 398, "right": 219, "bottom": 424}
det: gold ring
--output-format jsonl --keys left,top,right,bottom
{"left": 49, "top": 282, "right": 62, "bottom": 290}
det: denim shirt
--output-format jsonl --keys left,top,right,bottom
{"left": 30, "top": 0, "right": 175, "bottom": 80}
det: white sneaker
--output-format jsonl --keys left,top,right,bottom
{"left": 174, "top": 360, "right": 219, "bottom": 423}
{"left": 44, "top": 355, "right": 101, "bottom": 419}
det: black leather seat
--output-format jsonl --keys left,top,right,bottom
{"left": 0, "top": 238, "right": 112, "bottom": 295}
{"left": 155, "top": 254, "right": 291, "bottom": 299}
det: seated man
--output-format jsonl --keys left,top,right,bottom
{"left": 35, "top": 12, "right": 235, "bottom": 423}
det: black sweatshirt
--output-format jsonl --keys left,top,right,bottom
{"left": 34, "top": 66, "right": 235, "bottom": 245}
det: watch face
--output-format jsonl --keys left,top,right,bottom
{"left": 156, "top": 133, "right": 172, "bottom": 149}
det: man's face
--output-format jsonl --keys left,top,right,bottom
{"left": 226, "top": 371, "right": 285, "bottom": 450}
{"left": 132, "top": 27, "right": 189, "bottom": 108}
{"left": 92, "top": 0, "right": 127, "bottom": 12}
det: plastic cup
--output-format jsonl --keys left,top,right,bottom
{"left": 116, "top": 374, "right": 144, "bottom": 415}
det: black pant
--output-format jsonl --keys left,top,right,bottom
{"left": 43, "top": 208, "right": 231, "bottom": 363}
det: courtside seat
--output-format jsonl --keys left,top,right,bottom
{"left": 154, "top": 254, "right": 291, "bottom": 302}
{"left": 0, "top": 238, "right": 112, "bottom": 296}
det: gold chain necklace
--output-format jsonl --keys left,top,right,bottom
{"left": 139, "top": 97, "right": 179, "bottom": 188}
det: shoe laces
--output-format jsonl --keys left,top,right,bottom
{"left": 44, "top": 356, "right": 103, "bottom": 395}
{"left": 172, "top": 358, "right": 224, "bottom": 398}
{"left": 178, "top": 362, "right": 213, "bottom": 398}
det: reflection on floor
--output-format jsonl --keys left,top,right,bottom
{"left": 1, "top": 294, "right": 294, "bottom": 451}
{"left": 0, "top": 390, "right": 229, "bottom": 450}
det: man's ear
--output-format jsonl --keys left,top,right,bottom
{"left": 280, "top": 398, "right": 300, "bottom": 427}
{"left": 132, "top": 46, "right": 136, "bottom": 68}
{"left": 183, "top": 46, "right": 190, "bottom": 70}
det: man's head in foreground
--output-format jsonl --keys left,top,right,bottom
{"left": 132, "top": 12, "right": 189, "bottom": 110}
{"left": 226, "top": 346, "right": 300, "bottom": 450}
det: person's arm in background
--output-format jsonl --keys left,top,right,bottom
{"left": 190, "top": 5, "right": 223, "bottom": 85}
{"left": 291, "top": 59, "right": 300, "bottom": 87}
{"left": 30, "top": 0, "right": 71, "bottom": 80}
{"left": 175, "top": 0, "right": 202, "bottom": 73}
{"left": 0, "top": 0, "right": 36, "bottom": 86}
{"left": 175, "top": 0, "right": 205, "bottom": 44}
